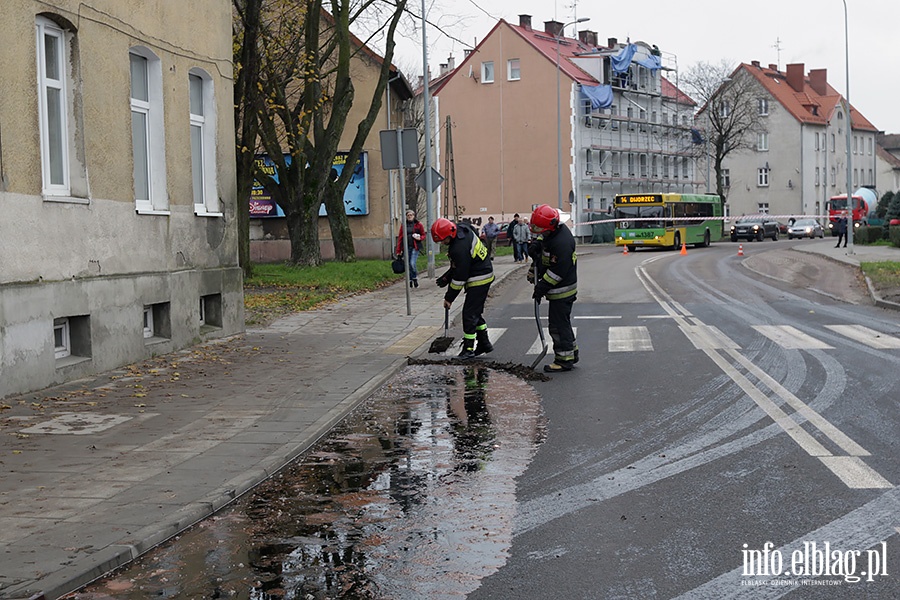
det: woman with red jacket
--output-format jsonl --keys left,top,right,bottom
{"left": 396, "top": 209, "right": 427, "bottom": 287}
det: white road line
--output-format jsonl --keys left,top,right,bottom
{"left": 679, "top": 324, "right": 741, "bottom": 350}
{"left": 526, "top": 328, "right": 578, "bottom": 354}
{"left": 573, "top": 315, "right": 621, "bottom": 319}
{"left": 825, "top": 324, "right": 900, "bottom": 349}
{"left": 753, "top": 325, "right": 834, "bottom": 349}
{"left": 608, "top": 326, "right": 653, "bottom": 352}
{"left": 819, "top": 456, "right": 893, "bottom": 489}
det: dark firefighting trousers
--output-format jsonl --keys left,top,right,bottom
{"left": 548, "top": 295, "right": 577, "bottom": 364}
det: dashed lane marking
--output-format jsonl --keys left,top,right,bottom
{"left": 753, "top": 325, "right": 834, "bottom": 349}
{"left": 825, "top": 324, "right": 900, "bottom": 349}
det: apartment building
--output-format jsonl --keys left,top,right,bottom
{"left": 0, "top": 1, "right": 242, "bottom": 398}
{"left": 700, "top": 62, "right": 879, "bottom": 219}
{"left": 430, "top": 14, "right": 700, "bottom": 236}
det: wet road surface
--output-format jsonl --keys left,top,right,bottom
{"left": 65, "top": 365, "right": 544, "bottom": 599}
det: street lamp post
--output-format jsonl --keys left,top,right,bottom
{"left": 556, "top": 17, "right": 590, "bottom": 211}
{"left": 842, "top": 0, "right": 854, "bottom": 252}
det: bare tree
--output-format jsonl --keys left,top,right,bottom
{"left": 233, "top": 0, "right": 263, "bottom": 278}
{"left": 682, "top": 60, "right": 766, "bottom": 205}
{"left": 238, "top": 0, "right": 409, "bottom": 266}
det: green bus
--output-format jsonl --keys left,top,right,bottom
{"left": 614, "top": 193, "right": 723, "bottom": 250}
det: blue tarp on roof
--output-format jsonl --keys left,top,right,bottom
{"left": 612, "top": 44, "right": 663, "bottom": 73}
{"left": 610, "top": 44, "right": 636, "bottom": 74}
{"left": 581, "top": 84, "right": 613, "bottom": 109}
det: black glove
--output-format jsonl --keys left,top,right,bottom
{"left": 528, "top": 241, "right": 542, "bottom": 261}
{"left": 436, "top": 274, "right": 450, "bottom": 288}
{"left": 526, "top": 269, "right": 535, "bottom": 284}
{"left": 532, "top": 288, "right": 543, "bottom": 303}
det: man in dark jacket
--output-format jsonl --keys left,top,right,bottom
{"left": 835, "top": 215, "right": 848, "bottom": 248}
{"left": 432, "top": 218, "right": 495, "bottom": 359}
{"left": 528, "top": 204, "right": 577, "bottom": 373}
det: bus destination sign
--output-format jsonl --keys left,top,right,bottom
{"left": 618, "top": 194, "right": 663, "bottom": 204}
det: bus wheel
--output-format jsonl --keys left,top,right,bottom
{"left": 673, "top": 233, "right": 681, "bottom": 251}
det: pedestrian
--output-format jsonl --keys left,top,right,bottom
{"left": 432, "top": 217, "right": 495, "bottom": 359}
{"left": 834, "top": 215, "right": 848, "bottom": 248}
{"left": 482, "top": 216, "right": 500, "bottom": 259}
{"left": 508, "top": 214, "right": 520, "bottom": 260}
{"left": 513, "top": 217, "right": 531, "bottom": 263}
{"left": 396, "top": 209, "right": 426, "bottom": 288}
{"left": 528, "top": 204, "right": 578, "bottom": 373}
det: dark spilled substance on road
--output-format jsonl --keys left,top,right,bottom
{"left": 67, "top": 365, "right": 544, "bottom": 599}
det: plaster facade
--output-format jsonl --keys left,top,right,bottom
{"left": 0, "top": 0, "right": 241, "bottom": 399}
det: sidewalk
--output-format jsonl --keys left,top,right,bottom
{"left": 0, "top": 257, "right": 526, "bottom": 600}
{"left": 790, "top": 238, "right": 900, "bottom": 309}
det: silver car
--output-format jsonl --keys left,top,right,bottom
{"left": 787, "top": 218, "right": 825, "bottom": 239}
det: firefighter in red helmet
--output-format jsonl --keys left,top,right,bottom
{"left": 528, "top": 205, "right": 578, "bottom": 372}
{"left": 432, "top": 218, "right": 495, "bottom": 359}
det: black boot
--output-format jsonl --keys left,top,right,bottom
{"left": 474, "top": 329, "right": 493, "bottom": 356}
{"left": 413, "top": 278, "right": 419, "bottom": 288}
{"left": 458, "top": 336, "right": 476, "bottom": 360}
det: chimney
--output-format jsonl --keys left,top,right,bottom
{"left": 751, "top": 60, "right": 760, "bottom": 68}
{"left": 447, "top": 54, "right": 455, "bottom": 71}
{"left": 809, "top": 68, "right": 827, "bottom": 96}
{"left": 786, "top": 63, "right": 805, "bottom": 92}
{"left": 519, "top": 14, "right": 532, "bottom": 30}
{"left": 464, "top": 49, "right": 472, "bottom": 58}
{"left": 544, "top": 20, "right": 563, "bottom": 37}
{"left": 439, "top": 63, "right": 448, "bottom": 76}
{"left": 768, "top": 64, "right": 778, "bottom": 71}
{"left": 579, "top": 30, "right": 598, "bottom": 47}
{"left": 608, "top": 37, "right": 618, "bottom": 48}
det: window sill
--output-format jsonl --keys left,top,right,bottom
{"left": 194, "top": 208, "right": 224, "bottom": 218}
{"left": 144, "top": 336, "right": 170, "bottom": 346}
{"left": 56, "top": 355, "right": 91, "bottom": 369}
{"left": 136, "top": 208, "right": 172, "bottom": 216}
{"left": 43, "top": 195, "right": 90, "bottom": 205}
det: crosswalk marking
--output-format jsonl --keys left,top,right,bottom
{"left": 825, "top": 325, "right": 900, "bottom": 349}
{"left": 608, "top": 326, "right": 653, "bottom": 352}
{"left": 430, "top": 323, "right": 900, "bottom": 356}
{"left": 753, "top": 325, "right": 834, "bottom": 350}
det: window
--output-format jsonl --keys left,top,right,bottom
{"left": 757, "top": 167, "right": 769, "bottom": 187}
{"left": 651, "top": 155, "right": 658, "bottom": 178}
{"left": 189, "top": 70, "right": 220, "bottom": 216}
{"left": 640, "top": 154, "right": 648, "bottom": 178}
{"left": 627, "top": 153, "right": 635, "bottom": 176}
{"left": 585, "top": 149, "right": 593, "bottom": 174}
{"left": 815, "top": 132, "right": 820, "bottom": 150}
{"left": 662, "top": 156, "right": 669, "bottom": 179}
{"left": 853, "top": 135, "right": 858, "bottom": 154}
{"left": 507, "top": 58, "right": 520, "bottom": 81}
{"left": 131, "top": 47, "right": 168, "bottom": 213}
{"left": 830, "top": 166, "right": 836, "bottom": 186}
{"left": 200, "top": 294, "right": 223, "bottom": 329}
{"left": 718, "top": 100, "right": 731, "bottom": 118}
{"left": 758, "top": 98, "right": 769, "bottom": 116}
{"left": 722, "top": 169, "right": 730, "bottom": 188}
{"left": 757, "top": 133, "right": 768, "bottom": 151}
{"left": 36, "top": 18, "right": 69, "bottom": 194}
{"left": 757, "top": 203, "right": 770, "bottom": 214}
{"left": 481, "top": 61, "right": 494, "bottom": 83}
{"left": 815, "top": 167, "right": 820, "bottom": 186}
{"left": 54, "top": 317, "right": 70, "bottom": 359}
{"left": 682, "top": 156, "right": 688, "bottom": 178}
{"left": 831, "top": 134, "right": 835, "bottom": 152}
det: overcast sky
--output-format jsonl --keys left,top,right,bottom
{"left": 390, "top": 0, "right": 898, "bottom": 134}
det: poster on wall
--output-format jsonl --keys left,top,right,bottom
{"left": 249, "top": 151, "right": 369, "bottom": 217}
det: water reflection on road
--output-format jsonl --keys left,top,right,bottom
{"left": 69, "top": 365, "right": 544, "bottom": 600}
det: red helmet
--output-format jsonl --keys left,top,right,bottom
{"left": 431, "top": 218, "right": 457, "bottom": 243}
{"left": 530, "top": 204, "right": 559, "bottom": 234}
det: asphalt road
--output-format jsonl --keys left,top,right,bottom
{"left": 469, "top": 242, "right": 900, "bottom": 599}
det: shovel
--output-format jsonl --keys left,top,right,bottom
{"left": 530, "top": 264, "right": 548, "bottom": 370}
{"left": 429, "top": 306, "right": 455, "bottom": 353}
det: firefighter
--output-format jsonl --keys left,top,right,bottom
{"left": 432, "top": 218, "right": 495, "bottom": 359}
{"left": 528, "top": 204, "right": 578, "bottom": 372}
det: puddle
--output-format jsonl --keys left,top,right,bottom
{"left": 67, "top": 365, "right": 544, "bottom": 599}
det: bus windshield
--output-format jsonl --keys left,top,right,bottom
{"left": 615, "top": 205, "right": 664, "bottom": 228}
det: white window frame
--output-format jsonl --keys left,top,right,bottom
{"left": 199, "top": 297, "right": 206, "bottom": 326}
{"left": 815, "top": 166, "right": 820, "bottom": 186}
{"left": 481, "top": 61, "right": 494, "bottom": 83}
{"left": 143, "top": 306, "right": 154, "bottom": 338}
{"left": 757, "top": 168, "right": 769, "bottom": 187}
{"left": 722, "top": 168, "right": 731, "bottom": 188}
{"left": 757, "top": 203, "right": 770, "bottom": 214}
{"left": 507, "top": 58, "right": 520, "bottom": 81}
{"left": 757, "top": 133, "right": 769, "bottom": 151}
{"left": 54, "top": 317, "right": 71, "bottom": 359}
{"left": 758, "top": 98, "right": 769, "bottom": 116}
{"left": 130, "top": 47, "right": 169, "bottom": 214}
{"left": 36, "top": 17, "right": 70, "bottom": 196}
{"left": 189, "top": 69, "right": 221, "bottom": 216}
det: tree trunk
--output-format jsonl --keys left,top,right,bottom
{"left": 286, "top": 191, "right": 323, "bottom": 266}
{"left": 324, "top": 185, "right": 355, "bottom": 261}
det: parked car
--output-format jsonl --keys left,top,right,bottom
{"left": 480, "top": 222, "right": 511, "bottom": 245}
{"left": 730, "top": 215, "right": 780, "bottom": 241}
{"left": 777, "top": 222, "right": 789, "bottom": 235}
{"left": 787, "top": 218, "right": 825, "bottom": 239}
